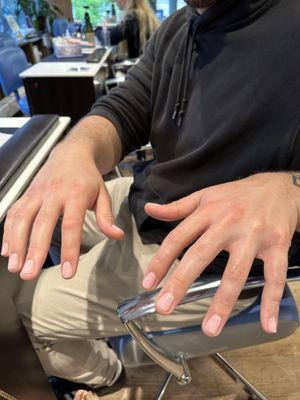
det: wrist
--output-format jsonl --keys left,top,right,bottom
{"left": 247, "top": 172, "right": 300, "bottom": 231}
{"left": 287, "top": 172, "right": 300, "bottom": 231}
{"left": 51, "top": 115, "right": 122, "bottom": 174}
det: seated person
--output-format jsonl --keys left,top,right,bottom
{"left": 95, "top": 0, "right": 160, "bottom": 59}
{"left": 2, "top": 0, "right": 300, "bottom": 396}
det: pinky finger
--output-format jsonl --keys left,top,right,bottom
{"left": 260, "top": 247, "right": 288, "bottom": 334}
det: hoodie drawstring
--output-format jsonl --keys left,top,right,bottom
{"left": 172, "top": 22, "right": 197, "bottom": 127}
{"left": 172, "top": 29, "right": 191, "bottom": 123}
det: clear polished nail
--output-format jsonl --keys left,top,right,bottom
{"left": 268, "top": 317, "right": 277, "bottom": 333}
{"left": 21, "top": 259, "right": 35, "bottom": 276}
{"left": 62, "top": 261, "right": 73, "bottom": 279}
{"left": 157, "top": 292, "right": 174, "bottom": 312}
{"left": 1, "top": 242, "right": 9, "bottom": 256}
{"left": 8, "top": 253, "right": 18, "bottom": 271}
{"left": 143, "top": 272, "right": 156, "bottom": 289}
{"left": 204, "top": 314, "right": 222, "bottom": 335}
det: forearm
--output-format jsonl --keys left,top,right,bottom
{"left": 52, "top": 115, "right": 122, "bottom": 175}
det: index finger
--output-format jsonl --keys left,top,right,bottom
{"left": 154, "top": 225, "right": 225, "bottom": 315}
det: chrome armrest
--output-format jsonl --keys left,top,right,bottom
{"left": 117, "top": 266, "right": 300, "bottom": 383}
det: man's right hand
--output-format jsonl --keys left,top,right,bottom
{"left": 1, "top": 117, "right": 124, "bottom": 281}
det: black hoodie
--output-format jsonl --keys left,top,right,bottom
{"left": 90, "top": 0, "right": 300, "bottom": 269}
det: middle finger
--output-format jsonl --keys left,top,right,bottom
{"left": 20, "top": 201, "right": 61, "bottom": 280}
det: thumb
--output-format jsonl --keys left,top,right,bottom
{"left": 95, "top": 183, "right": 124, "bottom": 240}
{"left": 145, "top": 191, "right": 202, "bottom": 221}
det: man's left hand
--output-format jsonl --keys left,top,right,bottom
{"left": 143, "top": 172, "right": 300, "bottom": 336}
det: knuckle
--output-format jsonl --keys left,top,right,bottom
{"left": 188, "top": 242, "right": 210, "bottom": 262}
{"left": 6, "top": 207, "right": 16, "bottom": 220}
{"left": 225, "top": 203, "right": 244, "bottom": 224}
{"left": 226, "top": 263, "right": 246, "bottom": 283}
{"left": 151, "top": 252, "right": 164, "bottom": 267}
{"left": 35, "top": 215, "right": 49, "bottom": 226}
{"left": 215, "top": 295, "right": 233, "bottom": 312}
{"left": 14, "top": 207, "right": 30, "bottom": 221}
{"left": 201, "top": 188, "right": 215, "bottom": 204}
{"left": 28, "top": 180, "right": 44, "bottom": 194}
{"left": 271, "top": 276, "right": 286, "bottom": 288}
{"left": 249, "top": 219, "right": 265, "bottom": 235}
{"left": 165, "top": 200, "right": 182, "bottom": 220}
{"left": 200, "top": 202, "right": 215, "bottom": 215}
{"left": 27, "top": 244, "right": 41, "bottom": 254}
{"left": 170, "top": 273, "right": 187, "bottom": 291}
{"left": 270, "top": 298, "right": 281, "bottom": 309}
{"left": 165, "top": 230, "right": 180, "bottom": 247}
{"left": 34, "top": 212, "right": 52, "bottom": 225}
{"left": 69, "top": 180, "right": 88, "bottom": 196}
{"left": 99, "top": 211, "right": 113, "bottom": 221}
{"left": 150, "top": 253, "right": 169, "bottom": 276}
{"left": 62, "top": 218, "right": 80, "bottom": 230}
{"left": 268, "top": 228, "right": 291, "bottom": 246}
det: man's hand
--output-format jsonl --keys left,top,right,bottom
{"left": 1, "top": 116, "right": 123, "bottom": 281}
{"left": 143, "top": 173, "right": 300, "bottom": 336}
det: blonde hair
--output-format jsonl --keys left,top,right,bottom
{"left": 119, "top": 0, "right": 160, "bottom": 57}
{"left": 126, "top": 0, "right": 160, "bottom": 48}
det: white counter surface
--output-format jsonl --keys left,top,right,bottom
{"left": 20, "top": 48, "right": 111, "bottom": 78}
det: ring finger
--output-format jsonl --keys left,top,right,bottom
{"left": 202, "top": 240, "right": 257, "bottom": 336}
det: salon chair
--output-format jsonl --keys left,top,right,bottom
{"left": 0, "top": 33, "right": 18, "bottom": 49}
{"left": 0, "top": 46, "right": 30, "bottom": 116}
{"left": 112, "top": 266, "right": 300, "bottom": 400}
{"left": 104, "top": 59, "right": 140, "bottom": 93}
{"left": 52, "top": 18, "right": 68, "bottom": 37}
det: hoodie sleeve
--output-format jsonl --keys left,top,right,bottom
{"left": 88, "top": 31, "right": 156, "bottom": 157}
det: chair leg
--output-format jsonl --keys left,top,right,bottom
{"left": 154, "top": 372, "right": 173, "bottom": 400}
{"left": 211, "top": 353, "right": 267, "bottom": 400}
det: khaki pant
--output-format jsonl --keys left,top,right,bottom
{"left": 12, "top": 178, "right": 254, "bottom": 387}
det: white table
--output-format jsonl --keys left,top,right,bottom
{"left": 20, "top": 48, "right": 111, "bottom": 124}
{"left": 20, "top": 48, "right": 111, "bottom": 78}
{"left": 0, "top": 116, "right": 70, "bottom": 222}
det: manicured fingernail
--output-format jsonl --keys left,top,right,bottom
{"left": 143, "top": 272, "right": 157, "bottom": 289}
{"left": 1, "top": 242, "right": 9, "bottom": 256}
{"left": 157, "top": 292, "right": 174, "bottom": 312}
{"left": 268, "top": 317, "right": 277, "bottom": 333}
{"left": 8, "top": 253, "right": 19, "bottom": 271}
{"left": 204, "top": 314, "right": 222, "bottom": 335}
{"left": 21, "top": 259, "right": 35, "bottom": 276}
{"left": 112, "top": 225, "right": 123, "bottom": 234}
{"left": 62, "top": 261, "right": 74, "bottom": 279}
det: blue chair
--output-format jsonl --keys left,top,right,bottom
{"left": 0, "top": 46, "right": 30, "bottom": 116}
{"left": 67, "top": 22, "right": 81, "bottom": 36}
{"left": 116, "top": 266, "right": 300, "bottom": 399}
{"left": 52, "top": 18, "right": 68, "bottom": 37}
{"left": 0, "top": 33, "right": 17, "bottom": 49}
